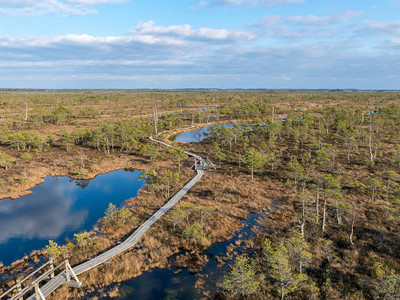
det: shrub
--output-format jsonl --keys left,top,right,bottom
{"left": 182, "top": 222, "right": 207, "bottom": 242}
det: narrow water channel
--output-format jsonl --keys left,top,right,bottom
{"left": 0, "top": 169, "right": 144, "bottom": 266}
{"left": 175, "top": 123, "right": 238, "bottom": 143}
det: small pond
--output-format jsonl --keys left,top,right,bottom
{"left": 175, "top": 123, "right": 238, "bottom": 143}
{"left": 110, "top": 209, "right": 270, "bottom": 299}
{"left": 0, "top": 169, "right": 144, "bottom": 266}
{"left": 109, "top": 268, "right": 200, "bottom": 300}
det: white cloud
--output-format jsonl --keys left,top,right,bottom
{"left": 0, "top": 15, "right": 399, "bottom": 89}
{"left": 129, "top": 20, "right": 256, "bottom": 42}
{"left": 189, "top": 0, "right": 206, "bottom": 10}
{"left": 0, "top": 0, "right": 37, "bottom": 6}
{"left": 251, "top": 11, "right": 362, "bottom": 40}
{"left": 209, "top": 0, "right": 305, "bottom": 6}
{"left": 358, "top": 20, "right": 400, "bottom": 36}
{"left": 261, "top": 0, "right": 304, "bottom": 4}
{"left": 0, "top": 0, "right": 126, "bottom": 15}
{"left": 286, "top": 11, "right": 362, "bottom": 26}
{"left": 66, "top": 0, "right": 127, "bottom": 4}
{"left": 0, "top": 33, "right": 188, "bottom": 49}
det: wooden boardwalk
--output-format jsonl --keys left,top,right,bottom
{"left": 25, "top": 130, "right": 204, "bottom": 300}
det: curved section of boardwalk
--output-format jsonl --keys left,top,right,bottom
{"left": 27, "top": 132, "right": 204, "bottom": 299}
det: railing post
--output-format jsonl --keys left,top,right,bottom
{"left": 34, "top": 282, "right": 40, "bottom": 300}
{"left": 49, "top": 258, "right": 54, "bottom": 279}
{"left": 16, "top": 279, "right": 23, "bottom": 300}
{"left": 34, "top": 282, "right": 45, "bottom": 300}
{"left": 65, "top": 260, "right": 70, "bottom": 282}
{"left": 64, "top": 260, "right": 82, "bottom": 288}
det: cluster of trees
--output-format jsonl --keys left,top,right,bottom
{"left": 45, "top": 232, "right": 99, "bottom": 262}
{"left": 0, "top": 151, "right": 32, "bottom": 178}
{"left": 141, "top": 169, "right": 181, "bottom": 199}
{"left": 29, "top": 106, "right": 74, "bottom": 126}
{"left": 218, "top": 103, "right": 277, "bottom": 120}
{"left": 9, "top": 105, "right": 100, "bottom": 130}
{"left": 102, "top": 203, "right": 137, "bottom": 227}
{"left": 0, "top": 127, "right": 45, "bottom": 151}
{"left": 218, "top": 232, "right": 314, "bottom": 299}
{"left": 61, "top": 120, "right": 154, "bottom": 154}
{"left": 219, "top": 229, "right": 400, "bottom": 299}
{"left": 206, "top": 104, "right": 400, "bottom": 298}
{"left": 60, "top": 118, "right": 188, "bottom": 157}
{"left": 207, "top": 104, "right": 400, "bottom": 168}
{"left": 0, "top": 152, "right": 14, "bottom": 170}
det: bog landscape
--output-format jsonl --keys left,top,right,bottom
{"left": 0, "top": 0, "right": 400, "bottom": 299}
{"left": 0, "top": 90, "right": 399, "bottom": 299}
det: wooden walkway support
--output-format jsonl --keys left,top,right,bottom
{"left": 10, "top": 127, "right": 205, "bottom": 300}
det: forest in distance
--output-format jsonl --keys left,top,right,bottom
{"left": 0, "top": 90, "right": 399, "bottom": 299}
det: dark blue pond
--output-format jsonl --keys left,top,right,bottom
{"left": 175, "top": 123, "right": 238, "bottom": 143}
{"left": 111, "top": 210, "right": 269, "bottom": 299}
{"left": 109, "top": 268, "right": 200, "bottom": 300}
{"left": 0, "top": 169, "right": 144, "bottom": 266}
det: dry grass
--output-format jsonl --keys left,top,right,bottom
{"left": 43, "top": 153, "right": 278, "bottom": 299}
{"left": 3, "top": 92, "right": 399, "bottom": 298}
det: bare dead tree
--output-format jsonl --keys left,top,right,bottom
{"left": 153, "top": 104, "right": 158, "bottom": 135}
{"left": 350, "top": 205, "right": 356, "bottom": 245}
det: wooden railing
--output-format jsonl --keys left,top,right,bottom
{"left": 1, "top": 259, "right": 81, "bottom": 300}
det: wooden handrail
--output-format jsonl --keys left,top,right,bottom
{"left": 0, "top": 260, "right": 53, "bottom": 299}
{"left": 8, "top": 260, "right": 64, "bottom": 300}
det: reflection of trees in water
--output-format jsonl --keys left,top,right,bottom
{"left": 196, "top": 131, "right": 203, "bottom": 142}
{"left": 196, "top": 129, "right": 209, "bottom": 142}
{"left": 124, "top": 168, "right": 136, "bottom": 173}
{"left": 202, "top": 131, "right": 210, "bottom": 140}
{"left": 74, "top": 180, "right": 90, "bottom": 189}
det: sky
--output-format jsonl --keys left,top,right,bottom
{"left": 0, "top": 0, "right": 399, "bottom": 89}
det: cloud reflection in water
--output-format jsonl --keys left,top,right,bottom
{"left": 0, "top": 169, "right": 144, "bottom": 265}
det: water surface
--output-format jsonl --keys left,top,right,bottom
{"left": 175, "top": 123, "right": 238, "bottom": 143}
{"left": 0, "top": 169, "right": 144, "bottom": 266}
{"left": 109, "top": 268, "right": 200, "bottom": 300}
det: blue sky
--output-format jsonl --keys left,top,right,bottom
{"left": 0, "top": 0, "right": 399, "bottom": 89}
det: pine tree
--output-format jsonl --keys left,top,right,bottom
{"left": 218, "top": 255, "right": 260, "bottom": 298}
{"left": 243, "top": 147, "right": 266, "bottom": 180}
{"left": 170, "top": 206, "right": 186, "bottom": 231}
{"left": 170, "top": 146, "right": 186, "bottom": 173}
{"left": 284, "top": 232, "right": 312, "bottom": 274}
{"left": 269, "top": 244, "right": 305, "bottom": 300}
{"left": 0, "top": 152, "right": 14, "bottom": 170}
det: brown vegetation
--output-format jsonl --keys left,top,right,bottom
{"left": 1, "top": 90, "right": 400, "bottom": 299}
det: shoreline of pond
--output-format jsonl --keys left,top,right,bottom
{"left": 0, "top": 168, "right": 145, "bottom": 266}
{"left": 0, "top": 153, "right": 149, "bottom": 201}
